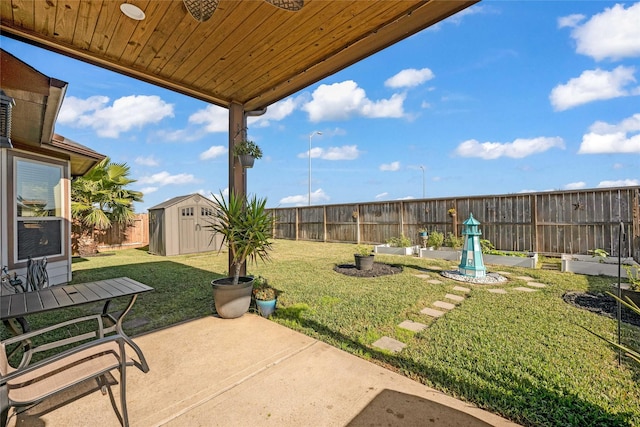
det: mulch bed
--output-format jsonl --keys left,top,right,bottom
{"left": 563, "top": 291, "right": 640, "bottom": 327}
{"left": 334, "top": 262, "right": 403, "bottom": 278}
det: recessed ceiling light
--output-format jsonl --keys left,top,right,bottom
{"left": 120, "top": 3, "right": 145, "bottom": 21}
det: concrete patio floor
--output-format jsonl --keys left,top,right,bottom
{"left": 11, "top": 315, "right": 520, "bottom": 426}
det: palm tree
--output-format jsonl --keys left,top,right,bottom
{"left": 71, "top": 157, "right": 143, "bottom": 256}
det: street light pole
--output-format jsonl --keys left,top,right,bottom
{"left": 309, "top": 131, "right": 322, "bottom": 206}
{"left": 419, "top": 165, "right": 426, "bottom": 198}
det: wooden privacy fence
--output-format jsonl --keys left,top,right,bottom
{"left": 72, "top": 213, "right": 149, "bottom": 251}
{"left": 267, "top": 187, "right": 640, "bottom": 259}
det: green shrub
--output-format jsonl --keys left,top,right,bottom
{"left": 386, "top": 234, "right": 412, "bottom": 248}
{"left": 444, "top": 232, "right": 463, "bottom": 249}
{"left": 426, "top": 231, "right": 444, "bottom": 249}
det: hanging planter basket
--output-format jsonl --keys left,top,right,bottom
{"left": 238, "top": 154, "right": 255, "bottom": 168}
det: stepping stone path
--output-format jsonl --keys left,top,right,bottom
{"left": 372, "top": 274, "right": 550, "bottom": 354}
{"left": 433, "top": 301, "right": 456, "bottom": 310}
{"left": 420, "top": 307, "right": 445, "bottom": 317}
{"left": 445, "top": 293, "right": 464, "bottom": 302}
{"left": 372, "top": 336, "right": 406, "bottom": 353}
{"left": 398, "top": 320, "right": 428, "bottom": 332}
{"left": 526, "top": 282, "right": 546, "bottom": 288}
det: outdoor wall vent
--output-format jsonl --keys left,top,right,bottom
{"left": 0, "top": 89, "right": 16, "bottom": 149}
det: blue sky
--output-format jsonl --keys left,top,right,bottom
{"left": 2, "top": 1, "right": 639, "bottom": 211}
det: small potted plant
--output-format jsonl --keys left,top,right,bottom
{"left": 354, "top": 245, "right": 374, "bottom": 271}
{"left": 233, "top": 140, "right": 263, "bottom": 168}
{"left": 252, "top": 276, "right": 278, "bottom": 317}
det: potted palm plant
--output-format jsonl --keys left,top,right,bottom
{"left": 233, "top": 140, "right": 263, "bottom": 168}
{"left": 207, "top": 191, "right": 273, "bottom": 318}
{"left": 252, "top": 276, "right": 278, "bottom": 317}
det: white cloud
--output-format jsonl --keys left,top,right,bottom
{"left": 135, "top": 156, "right": 159, "bottom": 166}
{"left": 380, "top": 161, "right": 400, "bottom": 171}
{"left": 298, "top": 145, "right": 360, "bottom": 161}
{"left": 578, "top": 113, "right": 640, "bottom": 154}
{"left": 199, "top": 145, "right": 228, "bottom": 160}
{"left": 375, "top": 192, "right": 389, "bottom": 200}
{"left": 138, "top": 171, "right": 198, "bottom": 186}
{"left": 140, "top": 187, "right": 158, "bottom": 194}
{"left": 454, "top": 137, "right": 565, "bottom": 159}
{"left": 549, "top": 66, "right": 639, "bottom": 111}
{"left": 279, "top": 188, "right": 330, "bottom": 206}
{"left": 189, "top": 104, "right": 228, "bottom": 133}
{"left": 58, "top": 95, "right": 174, "bottom": 138}
{"left": 597, "top": 179, "right": 640, "bottom": 188}
{"left": 564, "top": 181, "right": 587, "bottom": 190}
{"left": 249, "top": 97, "right": 300, "bottom": 128}
{"left": 564, "top": 3, "right": 640, "bottom": 61}
{"left": 557, "top": 14, "right": 585, "bottom": 29}
{"left": 385, "top": 68, "right": 434, "bottom": 88}
{"left": 398, "top": 196, "right": 415, "bottom": 200}
{"left": 302, "top": 81, "right": 405, "bottom": 122}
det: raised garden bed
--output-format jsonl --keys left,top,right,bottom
{"left": 483, "top": 252, "right": 538, "bottom": 269}
{"left": 419, "top": 247, "right": 461, "bottom": 261}
{"left": 561, "top": 254, "right": 637, "bottom": 278}
{"left": 373, "top": 244, "right": 419, "bottom": 256}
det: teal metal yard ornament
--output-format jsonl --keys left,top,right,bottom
{"left": 458, "top": 213, "right": 486, "bottom": 278}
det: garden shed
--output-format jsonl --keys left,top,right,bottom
{"left": 148, "top": 194, "right": 222, "bottom": 256}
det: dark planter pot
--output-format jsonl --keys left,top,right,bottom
{"left": 256, "top": 299, "right": 277, "bottom": 317}
{"left": 211, "top": 276, "right": 254, "bottom": 318}
{"left": 238, "top": 154, "right": 255, "bottom": 168}
{"left": 354, "top": 254, "right": 375, "bottom": 271}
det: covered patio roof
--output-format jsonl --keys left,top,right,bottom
{"left": 1, "top": 0, "right": 478, "bottom": 112}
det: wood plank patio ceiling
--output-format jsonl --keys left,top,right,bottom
{"left": 1, "top": 0, "right": 478, "bottom": 111}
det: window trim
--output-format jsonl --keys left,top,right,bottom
{"left": 8, "top": 152, "right": 69, "bottom": 269}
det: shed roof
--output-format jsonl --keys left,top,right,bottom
{"left": 0, "top": 0, "right": 478, "bottom": 111}
{"left": 149, "top": 193, "right": 217, "bottom": 211}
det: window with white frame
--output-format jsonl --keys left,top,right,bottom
{"left": 15, "top": 158, "right": 63, "bottom": 261}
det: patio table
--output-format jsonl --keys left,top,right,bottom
{"left": 0, "top": 277, "right": 153, "bottom": 372}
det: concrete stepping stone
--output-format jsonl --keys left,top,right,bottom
{"left": 414, "top": 274, "right": 431, "bottom": 279}
{"left": 526, "top": 282, "right": 546, "bottom": 288}
{"left": 433, "top": 301, "right": 456, "bottom": 310}
{"left": 372, "top": 336, "right": 406, "bottom": 353}
{"left": 488, "top": 289, "right": 507, "bottom": 294}
{"left": 452, "top": 286, "right": 470, "bottom": 293}
{"left": 515, "top": 276, "right": 534, "bottom": 281}
{"left": 514, "top": 287, "right": 537, "bottom": 292}
{"left": 427, "top": 279, "right": 444, "bottom": 285}
{"left": 445, "top": 293, "right": 464, "bottom": 302}
{"left": 421, "top": 307, "right": 445, "bottom": 318}
{"left": 398, "top": 320, "right": 427, "bottom": 332}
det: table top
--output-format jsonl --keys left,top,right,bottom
{"left": 0, "top": 277, "right": 153, "bottom": 320}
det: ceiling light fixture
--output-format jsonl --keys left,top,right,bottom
{"left": 120, "top": 3, "right": 146, "bottom": 21}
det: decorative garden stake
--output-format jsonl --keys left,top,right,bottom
{"left": 458, "top": 213, "right": 486, "bottom": 278}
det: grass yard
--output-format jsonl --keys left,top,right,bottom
{"left": 11, "top": 239, "right": 640, "bottom": 426}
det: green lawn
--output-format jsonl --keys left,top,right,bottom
{"left": 15, "top": 240, "right": 640, "bottom": 426}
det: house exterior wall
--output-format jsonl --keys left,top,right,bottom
{"left": 1, "top": 147, "right": 72, "bottom": 285}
